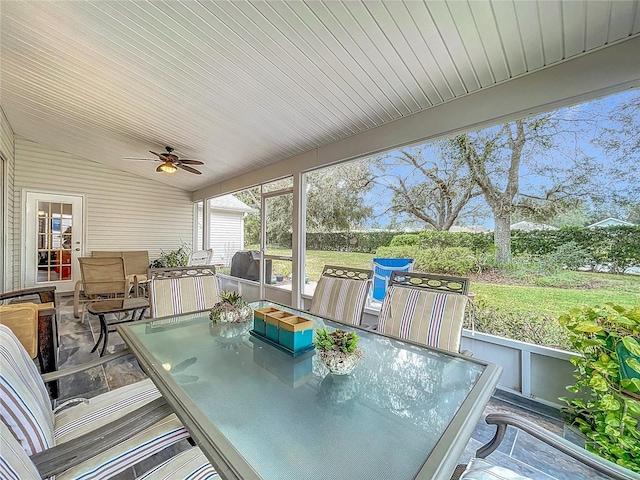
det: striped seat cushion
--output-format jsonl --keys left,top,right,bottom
{"left": 136, "top": 447, "right": 219, "bottom": 479}
{"left": 0, "top": 325, "right": 191, "bottom": 480}
{"left": 378, "top": 286, "right": 468, "bottom": 353}
{"left": 56, "top": 414, "right": 190, "bottom": 480}
{"left": 54, "top": 378, "right": 190, "bottom": 480}
{"left": 150, "top": 275, "right": 220, "bottom": 317}
{"left": 0, "top": 324, "right": 55, "bottom": 456}
{"left": 0, "top": 421, "right": 40, "bottom": 480}
{"left": 309, "top": 276, "right": 370, "bottom": 326}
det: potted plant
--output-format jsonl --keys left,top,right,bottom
{"left": 558, "top": 303, "right": 640, "bottom": 472}
{"left": 209, "top": 291, "right": 252, "bottom": 325}
{"left": 314, "top": 329, "right": 364, "bottom": 375}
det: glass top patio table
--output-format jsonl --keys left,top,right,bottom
{"left": 118, "top": 300, "right": 502, "bottom": 480}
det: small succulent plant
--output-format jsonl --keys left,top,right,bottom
{"left": 220, "top": 290, "right": 245, "bottom": 307}
{"left": 314, "top": 329, "right": 360, "bottom": 354}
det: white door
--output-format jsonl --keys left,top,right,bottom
{"left": 24, "top": 191, "right": 84, "bottom": 292}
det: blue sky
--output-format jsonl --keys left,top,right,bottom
{"left": 358, "top": 89, "right": 639, "bottom": 230}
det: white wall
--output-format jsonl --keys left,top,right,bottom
{"left": 0, "top": 107, "right": 16, "bottom": 291}
{"left": 12, "top": 138, "right": 194, "bottom": 288}
{"left": 209, "top": 209, "right": 244, "bottom": 266}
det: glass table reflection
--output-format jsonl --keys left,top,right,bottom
{"left": 118, "top": 300, "right": 501, "bottom": 480}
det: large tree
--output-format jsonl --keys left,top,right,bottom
{"left": 235, "top": 161, "right": 373, "bottom": 246}
{"left": 455, "top": 114, "right": 611, "bottom": 263}
{"left": 365, "top": 145, "right": 486, "bottom": 231}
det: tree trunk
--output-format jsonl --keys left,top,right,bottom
{"left": 494, "top": 214, "right": 512, "bottom": 264}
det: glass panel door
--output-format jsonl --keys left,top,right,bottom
{"left": 25, "top": 192, "right": 83, "bottom": 292}
{"left": 261, "top": 186, "right": 293, "bottom": 304}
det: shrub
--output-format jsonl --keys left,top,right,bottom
{"left": 149, "top": 242, "right": 191, "bottom": 268}
{"left": 415, "top": 247, "right": 477, "bottom": 276}
{"left": 376, "top": 245, "right": 478, "bottom": 275}
{"left": 559, "top": 304, "right": 640, "bottom": 472}
{"left": 469, "top": 298, "right": 571, "bottom": 350}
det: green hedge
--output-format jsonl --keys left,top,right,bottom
{"left": 511, "top": 225, "right": 640, "bottom": 273}
{"left": 285, "top": 226, "right": 639, "bottom": 272}
{"left": 390, "top": 231, "right": 493, "bottom": 252}
{"left": 304, "top": 231, "right": 399, "bottom": 253}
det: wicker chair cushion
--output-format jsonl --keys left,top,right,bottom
{"left": 137, "top": 447, "right": 219, "bottom": 479}
{"left": 378, "top": 286, "right": 468, "bottom": 353}
{"left": 150, "top": 275, "right": 220, "bottom": 317}
{"left": 0, "top": 303, "right": 39, "bottom": 358}
{"left": 0, "top": 324, "right": 55, "bottom": 456}
{"left": 309, "top": 276, "right": 370, "bottom": 326}
{"left": 459, "top": 458, "right": 532, "bottom": 479}
{"left": 0, "top": 421, "right": 40, "bottom": 480}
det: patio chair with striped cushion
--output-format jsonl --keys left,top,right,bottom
{"left": 148, "top": 266, "right": 220, "bottom": 318}
{"left": 309, "top": 265, "right": 373, "bottom": 327}
{"left": 377, "top": 271, "right": 471, "bottom": 354}
{"left": 0, "top": 324, "right": 190, "bottom": 480}
{"left": 1, "top": 420, "right": 219, "bottom": 480}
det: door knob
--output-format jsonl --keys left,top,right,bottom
{"left": 75, "top": 248, "right": 80, "bottom": 251}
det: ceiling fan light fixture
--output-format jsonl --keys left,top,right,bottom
{"left": 159, "top": 162, "right": 177, "bottom": 173}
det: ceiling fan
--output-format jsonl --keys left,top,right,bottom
{"left": 123, "top": 147, "right": 204, "bottom": 174}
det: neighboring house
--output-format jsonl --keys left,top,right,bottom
{"left": 208, "top": 195, "right": 256, "bottom": 266}
{"left": 587, "top": 217, "right": 635, "bottom": 228}
{"left": 510, "top": 221, "right": 558, "bottom": 232}
{"left": 449, "top": 225, "right": 491, "bottom": 233}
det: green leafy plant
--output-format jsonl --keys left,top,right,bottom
{"left": 314, "top": 329, "right": 360, "bottom": 354}
{"left": 559, "top": 304, "right": 640, "bottom": 472}
{"left": 149, "top": 241, "right": 191, "bottom": 268}
{"left": 209, "top": 291, "right": 251, "bottom": 324}
{"left": 220, "top": 290, "right": 244, "bottom": 307}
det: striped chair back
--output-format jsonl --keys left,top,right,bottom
{"left": 377, "top": 272, "right": 470, "bottom": 353}
{"left": 0, "top": 421, "right": 41, "bottom": 480}
{"left": 149, "top": 268, "right": 221, "bottom": 318}
{"left": 0, "top": 324, "right": 55, "bottom": 456}
{"left": 309, "top": 266, "right": 373, "bottom": 326}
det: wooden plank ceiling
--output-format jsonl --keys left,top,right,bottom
{"left": 1, "top": 1, "right": 639, "bottom": 191}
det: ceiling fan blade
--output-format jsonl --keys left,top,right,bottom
{"left": 177, "top": 164, "right": 202, "bottom": 175}
{"left": 149, "top": 151, "right": 167, "bottom": 159}
{"left": 122, "top": 157, "right": 159, "bottom": 161}
{"left": 178, "top": 159, "right": 205, "bottom": 165}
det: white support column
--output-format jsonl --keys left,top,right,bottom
{"left": 291, "top": 172, "right": 306, "bottom": 309}
{"left": 521, "top": 350, "right": 532, "bottom": 398}
{"left": 203, "top": 200, "right": 210, "bottom": 251}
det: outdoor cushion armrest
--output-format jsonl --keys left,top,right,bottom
{"left": 478, "top": 413, "right": 640, "bottom": 480}
{"left": 30, "top": 397, "right": 172, "bottom": 479}
{"left": 40, "top": 349, "right": 132, "bottom": 383}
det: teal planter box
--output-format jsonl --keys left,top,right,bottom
{"left": 265, "top": 311, "right": 288, "bottom": 342}
{"left": 253, "top": 307, "right": 280, "bottom": 336}
{"left": 278, "top": 316, "right": 314, "bottom": 352}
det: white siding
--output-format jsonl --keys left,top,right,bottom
{"left": 0, "top": 107, "right": 16, "bottom": 291}
{"left": 208, "top": 210, "right": 244, "bottom": 266}
{"left": 13, "top": 138, "right": 193, "bottom": 286}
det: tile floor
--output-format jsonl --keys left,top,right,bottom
{"left": 53, "top": 294, "right": 607, "bottom": 480}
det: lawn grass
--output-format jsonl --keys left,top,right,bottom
{"left": 471, "top": 276, "right": 640, "bottom": 318}
{"left": 252, "top": 247, "right": 640, "bottom": 318}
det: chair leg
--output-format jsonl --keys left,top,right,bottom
{"left": 73, "top": 280, "right": 83, "bottom": 319}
